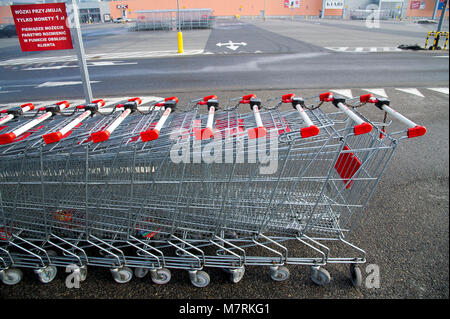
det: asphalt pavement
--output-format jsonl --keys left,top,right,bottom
{"left": 0, "top": 19, "right": 448, "bottom": 103}
{"left": 0, "top": 18, "right": 448, "bottom": 300}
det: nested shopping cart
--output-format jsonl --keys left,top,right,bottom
{"left": 0, "top": 91, "right": 425, "bottom": 287}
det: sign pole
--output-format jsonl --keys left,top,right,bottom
{"left": 70, "top": 0, "right": 93, "bottom": 104}
{"left": 437, "top": 0, "right": 448, "bottom": 32}
{"left": 321, "top": 0, "right": 325, "bottom": 18}
{"left": 432, "top": 0, "right": 440, "bottom": 20}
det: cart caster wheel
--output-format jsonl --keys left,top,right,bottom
{"left": 35, "top": 266, "right": 57, "bottom": 284}
{"left": 270, "top": 266, "right": 290, "bottom": 282}
{"left": 350, "top": 264, "right": 362, "bottom": 287}
{"left": 1, "top": 268, "right": 23, "bottom": 285}
{"left": 310, "top": 266, "right": 331, "bottom": 286}
{"left": 189, "top": 270, "right": 210, "bottom": 288}
{"left": 151, "top": 268, "right": 171, "bottom": 285}
{"left": 229, "top": 267, "right": 245, "bottom": 284}
{"left": 110, "top": 266, "right": 133, "bottom": 284}
{"left": 134, "top": 267, "right": 149, "bottom": 278}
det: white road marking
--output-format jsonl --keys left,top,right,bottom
{"left": 0, "top": 90, "right": 21, "bottom": 94}
{"left": 395, "top": 88, "right": 425, "bottom": 98}
{"left": 36, "top": 81, "right": 100, "bottom": 88}
{"left": 0, "top": 50, "right": 205, "bottom": 66}
{"left": 330, "top": 89, "right": 353, "bottom": 99}
{"left": 427, "top": 87, "right": 449, "bottom": 94}
{"left": 326, "top": 47, "right": 402, "bottom": 53}
{"left": 362, "top": 88, "right": 388, "bottom": 98}
{"left": 216, "top": 41, "right": 247, "bottom": 51}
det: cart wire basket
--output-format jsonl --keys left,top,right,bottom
{"left": 0, "top": 91, "right": 426, "bottom": 287}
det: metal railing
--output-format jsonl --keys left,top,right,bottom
{"left": 132, "top": 9, "right": 215, "bottom": 31}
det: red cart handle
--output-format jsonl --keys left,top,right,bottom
{"left": 359, "top": 94, "right": 426, "bottom": 138}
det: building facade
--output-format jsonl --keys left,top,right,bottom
{"left": 107, "top": 0, "right": 448, "bottom": 20}
{"left": 0, "top": 0, "right": 448, "bottom": 24}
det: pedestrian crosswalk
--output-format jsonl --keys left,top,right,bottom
{"left": 325, "top": 47, "right": 403, "bottom": 53}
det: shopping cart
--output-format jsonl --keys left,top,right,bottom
{"left": 0, "top": 91, "right": 426, "bottom": 288}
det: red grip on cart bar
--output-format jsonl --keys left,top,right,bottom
{"left": 38, "top": 100, "right": 70, "bottom": 112}
{"left": 319, "top": 92, "right": 334, "bottom": 102}
{"left": 77, "top": 99, "right": 106, "bottom": 109}
{"left": 0, "top": 132, "right": 16, "bottom": 145}
{"left": 300, "top": 125, "right": 320, "bottom": 138}
{"left": 282, "top": 93, "right": 295, "bottom": 103}
{"left": 140, "top": 129, "right": 159, "bottom": 142}
{"left": 128, "top": 97, "right": 142, "bottom": 105}
{"left": 155, "top": 96, "right": 179, "bottom": 107}
{"left": 21, "top": 103, "right": 35, "bottom": 110}
{"left": 240, "top": 94, "right": 256, "bottom": 104}
{"left": 166, "top": 96, "right": 179, "bottom": 104}
{"left": 354, "top": 122, "right": 373, "bottom": 135}
{"left": 360, "top": 94, "right": 377, "bottom": 103}
{"left": 0, "top": 103, "right": 35, "bottom": 114}
{"left": 91, "top": 130, "right": 111, "bottom": 143}
{"left": 200, "top": 127, "right": 214, "bottom": 140}
{"left": 197, "top": 95, "right": 217, "bottom": 105}
{"left": 43, "top": 131, "right": 63, "bottom": 144}
{"left": 92, "top": 99, "right": 106, "bottom": 107}
{"left": 56, "top": 100, "right": 70, "bottom": 107}
{"left": 408, "top": 125, "right": 427, "bottom": 138}
{"left": 248, "top": 126, "right": 267, "bottom": 139}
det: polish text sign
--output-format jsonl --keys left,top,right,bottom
{"left": 10, "top": 3, "right": 73, "bottom": 52}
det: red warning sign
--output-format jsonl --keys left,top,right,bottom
{"left": 10, "top": 3, "right": 73, "bottom": 52}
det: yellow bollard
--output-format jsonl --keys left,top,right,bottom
{"left": 177, "top": 31, "right": 184, "bottom": 54}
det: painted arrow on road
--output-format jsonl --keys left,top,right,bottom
{"left": 216, "top": 41, "right": 247, "bottom": 51}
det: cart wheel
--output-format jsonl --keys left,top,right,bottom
{"left": 1, "top": 268, "right": 23, "bottom": 285}
{"left": 270, "top": 266, "right": 290, "bottom": 282}
{"left": 151, "top": 268, "right": 171, "bottom": 285}
{"left": 35, "top": 266, "right": 57, "bottom": 284}
{"left": 229, "top": 267, "right": 245, "bottom": 284}
{"left": 310, "top": 266, "right": 331, "bottom": 286}
{"left": 110, "top": 267, "right": 133, "bottom": 284}
{"left": 350, "top": 264, "right": 362, "bottom": 287}
{"left": 189, "top": 270, "right": 210, "bottom": 288}
{"left": 134, "top": 267, "right": 149, "bottom": 279}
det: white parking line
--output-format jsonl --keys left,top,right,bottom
{"left": 0, "top": 50, "right": 206, "bottom": 66}
{"left": 395, "top": 88, "right": 425, "bottom": 98}
{"left": 427, "top": 87, "right": 449, "bottom": 94}
{"left": 362, "top": 88, "right": 389, "bottom": 98}
{"left": 326, "top": 47, "right": 403, "bottom": 53}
